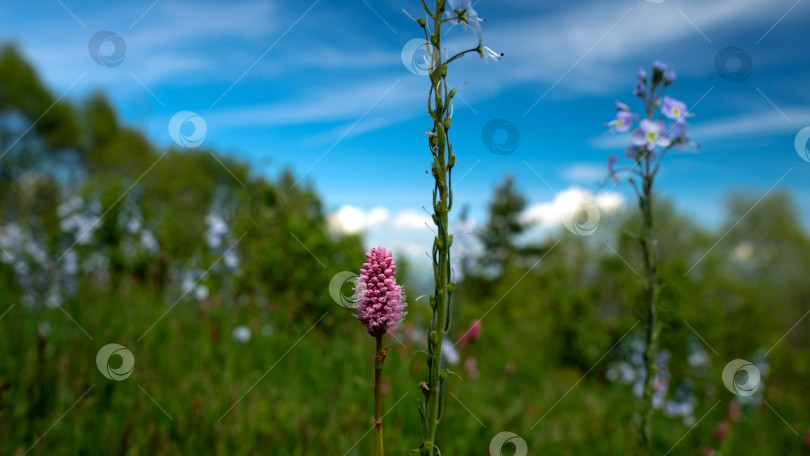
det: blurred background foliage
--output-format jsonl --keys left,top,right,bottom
{"left": 1, "top": 44, "right": 809, "bottom": 455}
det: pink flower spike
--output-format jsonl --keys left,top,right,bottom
{"left": 353, "top": 247, "right": 407, "bottom": 337}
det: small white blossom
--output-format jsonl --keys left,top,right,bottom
{"left": 233, "top": 326, "right": 251, "bottom": 343}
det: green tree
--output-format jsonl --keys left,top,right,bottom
{"left": 478, "top": 174, "right": 528, "bottom": 270}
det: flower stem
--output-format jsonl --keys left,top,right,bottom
{"left": 374, "top": 335, "right": 385, "bottom": 456}
{"left": 421, "top": 2, "right": 454, "bottom": 455}
{"left": 639, "top": 146, "right": 658, "bottom": 455}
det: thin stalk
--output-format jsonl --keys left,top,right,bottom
{"left": 639, "top": 153, "right": 658, "bottom": 454}
{"left": 637, "top": 83, "right": 673, "bottom": 452}
{"left": 421, "top": 1, "right": 455, "bottom": 454}
{"left": 374, "top": 335, "right": 385, "bottom": 456}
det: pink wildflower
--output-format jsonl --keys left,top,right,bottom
{"left": 713, "top": 421, "right": 730, "bottom": 441}
{"left": 457, "top": 319, "right": 482, "bottom": 348}
{"left": 354, "top": 247, "right": 407, "bottom": 337}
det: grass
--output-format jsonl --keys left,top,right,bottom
{"left": 2, "top": 270, "right": 807, "bottom": 455}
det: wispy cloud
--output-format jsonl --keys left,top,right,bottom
{"left": 6, "top": 0, "right": 280, "bottom": 89}
{"left": 562, "top": 163, "right": 608, "bottom": 184}
{"left": 468, "top": 0, "right": 803, "bottom": 98}
{"left": 206, "top": 77, "right": 421, "bottom": 128}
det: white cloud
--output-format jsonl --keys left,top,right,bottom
{"left": 328, "top": 188, "right": 625, "bottom": 286}
{"left": 521, "top": 186, "right": 625, "bottom": 230}
{"left": 328, "top": 205, "right": 390, "bottom": 234}
{"left": 595, "top": 192, "right": 625, "bottom": 213}
{"left": 328, "top": 204, "right": 436, "bottom": 286}
{"left": 392, "top": 209, "right": 432, "bottom": 230}
{"left": 328, "top": 205, "right": 434, "bottom": 236}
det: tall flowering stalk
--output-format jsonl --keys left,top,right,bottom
{"left": 354, "top": 247, "right": 407, "bottom": 456}
{"left": 407, "top": 1, "right": 501, "bottom": 454}
{"left": 606, "top": 61, "right": 695, "bottom": 454}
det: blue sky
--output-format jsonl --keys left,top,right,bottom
{"left": 2, "top": 0, "right": 810, "bottom": 263}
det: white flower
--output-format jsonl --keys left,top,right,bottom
{"left": 441, "top": 339, "right": 460, "bottom": 365}
{"left": 194, "top": 284, "right": 209, "bottom": 301}
{"left": 224, "top": 251, "right": 239, "bottom": 269}
{"left": 233, "top": 326, "right": 251, "bottom": 343}
{"left": 181, "top": 274, "right": 195, "bottom": 294}
{"left": 58, "top": 196, "right": 82, "bottom": 217}
{"left": 140, "top": 230, "right": 159, "bottom": 253}
{"left": 206, "top": 214, "right": 228, "bottom": 236}
{"left": 46, "top": 290, "right": 63, "bottom": 308}
{"left": 206, "top": 232, "right": 222, "bottom": 249}
{"left": 63, "top": 250, "right": 79, "bottom": 276}
{"left": 481, "top": 46, "right": 503, "bottom": 62}
{"left": 126, "top": 217, "right": 142, "bottom": 235}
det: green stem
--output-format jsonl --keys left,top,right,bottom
{"left": 374, "top": 335, "right": 385, "bottom": 456}
{"left": 639, "top": 152, "right": 658, "bottom": 455}
{"left": 422, "top": 1, "right": 453, "bottom": 455}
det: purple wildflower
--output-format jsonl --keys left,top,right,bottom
{"left": 634, "top": 81, "right": 646, "bottom": 98}
{"left": 653, "top": 60, "right": 667, "bottom": 73}
{"left": 665, "top": 70, "right": 676, "bottom": 85}
{"left": 669, "top": 121, "right": 693, "bottom": 149}
{"left": 447, "top": 0, "right": 483, "bottom": 41}
{"left": 638, "top": 68, "right": 648, "bottom": 82}
{"left": 616, "top": 100, "right": 630, "bottom": 111}
{"left": 354, "top": 247, "right": 407, "bottom": 337}
{"left": 661, "top": 96, "right": 689, "bottom": 122}
{"left": 632, "top": 119, "right": 671, "bottom": 151}
{"left": 607, "top": 110, "right": 637, "bottom": 133}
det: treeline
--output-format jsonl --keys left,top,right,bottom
{"left": 0, "top": 44, "right": 364, "bottom": 326}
